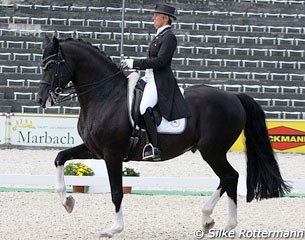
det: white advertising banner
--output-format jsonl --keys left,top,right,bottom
{"left": 9, "top": 114, "right": 83, "bottom": 147}
{"left": 0, "top": 115, "right": 6, "bottom": 145}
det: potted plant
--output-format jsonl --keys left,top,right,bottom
{"left": 122, "top": 167, "right": 140, "bottom": 194}
{"left": 64, "top": 162, "right": 95, "bottom": 193}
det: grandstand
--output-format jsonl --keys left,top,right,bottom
{"left": 0, "top": 0, "right": 305, "bottom": 119}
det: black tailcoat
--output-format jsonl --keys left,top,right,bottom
{"left": 133, "top": 27, "right": 192, "bottom": 121}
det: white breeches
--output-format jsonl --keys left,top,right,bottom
{"left": 139, "top": 73, "right": 158, "bottom": 115}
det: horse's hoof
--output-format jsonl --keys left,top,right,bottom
{"left": 63, "top": 195, "right": 75, "bottom": 213}
{"left": 225, "top": 219, "right": 238, "bottom": 231}
{"left": 99, "top": 230, "right": 113, "bottom": 238}
{"left": 203, "top": 218, "right": 215, "bottom": 234}
{"left": 99, "top": 225, "right": 124, "bottom": 238}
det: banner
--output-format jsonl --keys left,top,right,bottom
{"left": 1, "top": 113, "right": 305, "bottom": 152}
{"left": 0, "top": 114, "right": 6, "bottom": 145}
{"left": 231, "top": 120, "right": 305, "bottom": 153}
{"left": 9, "top": 114, "right": 83, "bottom": 147}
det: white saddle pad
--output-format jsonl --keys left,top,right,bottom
{"left": 127, "top": 72, "right": 186, "bottom": 134}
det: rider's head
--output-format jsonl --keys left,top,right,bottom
{"left": 152, "top": 3, "right": 176, "bottom": 29}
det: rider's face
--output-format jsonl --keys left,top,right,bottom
{"left": 153, "top": 13, "right": 169, "bottom": 29}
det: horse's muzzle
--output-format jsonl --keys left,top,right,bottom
{"left": 37, "top": 97, "right": 46, "bottom": 108}
{"left": 37, "top": 95, "right": 53, "bottom": 109}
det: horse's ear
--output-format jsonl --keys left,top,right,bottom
{"left": 52, "top": 36, "right": 60, "bottom": 51}
{"left": 43, "top": 35, "right": 51, "bottom": 49}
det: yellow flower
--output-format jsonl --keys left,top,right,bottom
{"left": 64, "top": 162, "right": 95, "bottom": 176}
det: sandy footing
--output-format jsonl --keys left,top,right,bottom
{"left": 0, "top": 149, "right": 304, "bottom": 240}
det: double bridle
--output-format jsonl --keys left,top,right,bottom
{"left": 40, "top": 46, "right": 123, "bottom": 104}
{"left": 40, "top": 46, "right": 74, "bottom": 103}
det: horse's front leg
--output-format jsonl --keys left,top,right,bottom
{"left": 100, "top": 156, "right": 124, "bottom": 238}
{"left": 54, "top": 143, "right": 94, "bottom": 213}
{"left": 55, "top": 164, "right": 75, "bottom": 213}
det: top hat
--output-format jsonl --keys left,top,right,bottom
{"left": 154, "top": 3, "right": 177, "bottom": 20}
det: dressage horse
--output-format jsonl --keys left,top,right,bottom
{"left": 37, "top": 37, "right": 291, "bottom": 238}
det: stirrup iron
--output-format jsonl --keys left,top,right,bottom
{"left": 142, "top": 143, "right": 154, "bottom": 160}
{"left": 143, "top": 142, "right": 161, "bottom": 160}
{"left": 142, "top": 143, "right": 161, "bottom": 161}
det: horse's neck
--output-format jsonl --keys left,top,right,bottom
{"left": 63, "top": 42, "right": 127, "bottom": 109}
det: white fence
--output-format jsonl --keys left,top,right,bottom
{"left": 0, "top": 173, "right": 304, "bottom": 195}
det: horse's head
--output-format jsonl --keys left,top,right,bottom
{"left": 38, "top": 36, "right": 73, "bottom": 108}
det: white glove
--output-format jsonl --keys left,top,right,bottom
{"left": 120, "top": 59, "right": 134, "bottom": 69}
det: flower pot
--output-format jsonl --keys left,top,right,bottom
{"left": 123, "top": 186, "right": 132, "bottom": 194}
{"left": 73, "top": 185, "right": 88, "bottom": 193}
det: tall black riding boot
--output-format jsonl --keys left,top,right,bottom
{"left": 142, "top": 108, "right": 161, "bottom": 161}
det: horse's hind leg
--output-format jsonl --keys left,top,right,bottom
{"left": 54, "top": 144, "right": 94, "bottom": 213}
{"left": 221, "top": 163, "right": 239, "bottom": 231}
{"left": 201, "top": 188, "right": 220, "bottom": 233}
{"left": 200, "top": 152, "right": 239, "bottom": 232}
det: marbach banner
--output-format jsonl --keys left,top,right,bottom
{"left": 2, "top": 113, "right": 305, "bottom": 152}
{"left": 9, "top": 114, "right": 83, "bottom": 147}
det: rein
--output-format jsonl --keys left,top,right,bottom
{"left": 55, "top": 70, "right": 123, "bottom": 104}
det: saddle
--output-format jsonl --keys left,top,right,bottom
{"left": 127, "top": 71, "right": 186, "bottom": 134}
{"left": 125, "top": 71, "right": 186, "bottom": 161}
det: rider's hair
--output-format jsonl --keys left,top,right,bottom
{"left": 162, "top": 14, "right": 173, "bottom": 25}
{"left": 168, "top": 17, "right": 173, "bottom": 25}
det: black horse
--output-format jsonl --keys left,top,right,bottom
{"left": 37, "top": 37, "right": 290, "bottom": 238}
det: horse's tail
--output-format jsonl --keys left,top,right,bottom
{"left": 237, "top": 93, "right": 291, "bottom": 202}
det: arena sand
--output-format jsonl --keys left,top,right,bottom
{"left": 0, "top": 149, "right": 304, "bottom": 240}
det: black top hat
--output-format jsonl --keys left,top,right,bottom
{"left": 154, "top": 3, "right": 177, "bottom": 20}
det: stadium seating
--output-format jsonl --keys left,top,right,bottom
{"left": 0, "top": 0, "right": 304, "bottom": 118}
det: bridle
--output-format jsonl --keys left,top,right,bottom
{"left": 40, "top": 46, "right": 74, "bottom": 104}
{"left": 40, "top": 45, "right": 123, "bottom": 104}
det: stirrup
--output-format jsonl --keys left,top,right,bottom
{"left": 142, "top": 143, "right": 161, "bottom": 161}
